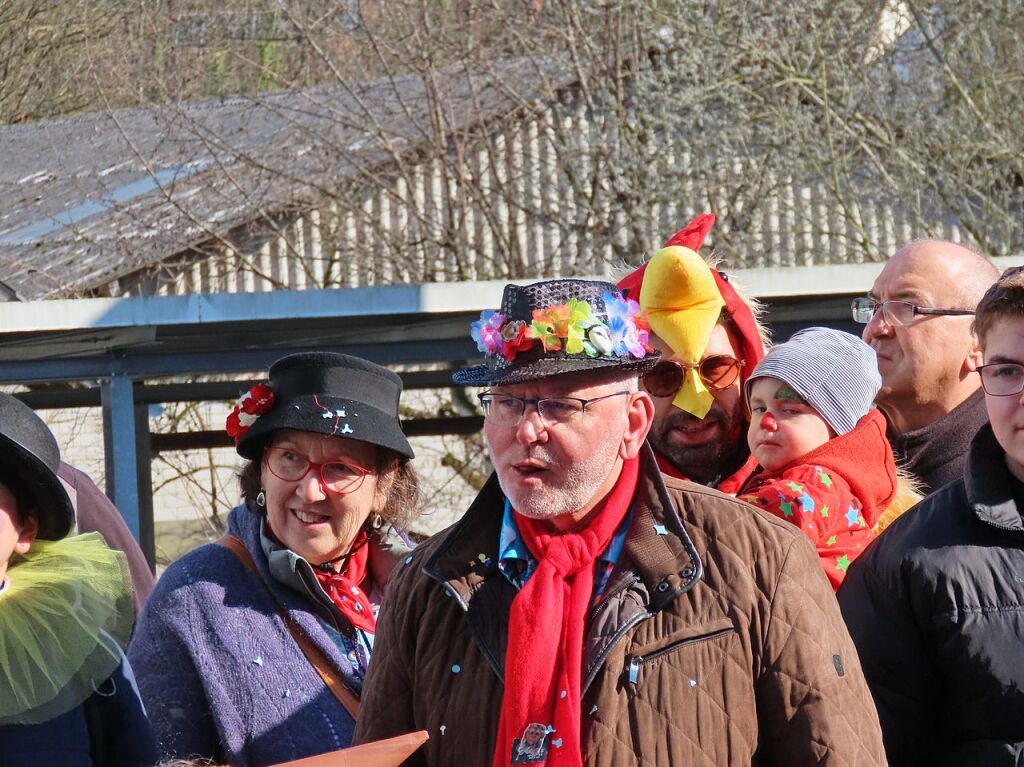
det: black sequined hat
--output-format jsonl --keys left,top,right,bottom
{"left": 453, "top": 278, "right": 660, "bottom": 387}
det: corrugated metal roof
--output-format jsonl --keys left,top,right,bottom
{"left": 0, "top": 58, "right": 573, "bottom": 300}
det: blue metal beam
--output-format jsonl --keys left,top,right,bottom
{"left": 101, "top": 374, "right": 141, "bottom": 542}
{"left": 0, "top": 281, "right": 512, "bottom": 331}
{"left": 0, "top": 339, "right": 479, "bottom": 384}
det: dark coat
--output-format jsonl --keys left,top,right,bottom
{"left": 0, "top": 655, "right": 157, "bottom": 767}
{"left": 838, "top": 423, "right": 1024, "bottom": 766}
{"left": 887, "top": 388, "right": 988, "bottom": 495}
{"left": 355, "top": 446, "right": 887, "bottom": 766}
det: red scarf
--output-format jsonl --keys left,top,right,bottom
{"left": 311, "top": 531, "right": 377, "bottom": 634}
{"left": 655, "top": 451, "right": 758, "bottom": 496}
{"left": 492, "top": 456, "right": 640, "bottom": 767}
{"left": 266, "top": 522, "right": 377, "bottom": 634}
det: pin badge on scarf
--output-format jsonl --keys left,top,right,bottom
{"left": 510, "top": 723, "right": 551, "bottom": 764}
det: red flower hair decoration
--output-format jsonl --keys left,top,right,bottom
{"left": 225, "top": 384, "right": 275, "bottom": 444}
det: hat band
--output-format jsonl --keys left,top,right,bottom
{"left": 272, "top": 364, "right": 400, "bottom": 415}
{"left": 471, "top": 292, "right": 653, "bottom": 365}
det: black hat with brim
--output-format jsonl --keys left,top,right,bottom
{"left": 453, "top": 279, "right": 661, "bottom": 387}
{"left": 235, "top": 352, "right": 414, "bottom": 461}
{"left": 0, "top": 393, "right": 74, "bottom": 541}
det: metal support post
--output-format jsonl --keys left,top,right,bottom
{"left": 134, "top": 395, "right": 156, "bottom": 569}
{"left": 101, "top": 374, "right": 142, "bottom": 543}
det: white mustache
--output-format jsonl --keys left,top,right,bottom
{"left": 517, "top": 448, "right": 555, "bottom": 466}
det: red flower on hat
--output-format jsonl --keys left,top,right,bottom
{"left": 226, "top": 384, "right": 275, "bottom": 444}
{"left": 502, "top": 322, "right": 533, "bottom": 361}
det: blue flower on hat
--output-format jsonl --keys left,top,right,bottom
{"left": 471, "top": 310, "right": 506, "bottom": 356}
{"left": 604, "top": 291, "right": 651, "bottom": 359}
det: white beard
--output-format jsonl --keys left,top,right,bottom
{"left": 489, "top": 430, "right": 623, "bottom": 521}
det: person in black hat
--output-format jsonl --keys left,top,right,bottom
{"left": 354, "top": 278, "right": 887, "bottom": 767}
{"left": 128, "top": 352, "right": 419, "bottom": 767}
{"left": 0, "top": 392, "right": 157, "bottom": 766}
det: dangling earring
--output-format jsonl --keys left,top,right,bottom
{"left": 255, "top": 490, "right": 266, "bottom": 508}
{"left": 371, "top": 513, "right": 384, "bottom": 530}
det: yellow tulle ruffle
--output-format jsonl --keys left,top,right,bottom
{"left": 0, "top": 532, "right": 134, "bottom": 724}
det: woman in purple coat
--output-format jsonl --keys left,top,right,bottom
{"left": 129, "top": 352, "right": 418, "bottom": 766}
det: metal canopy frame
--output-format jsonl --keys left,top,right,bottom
{"left": 0, "top": 282, "right": 495, "bottom": 566}
{"left": 0, "top": 271, "right": 875, "bottom": 568}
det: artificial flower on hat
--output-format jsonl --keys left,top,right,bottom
{"left": 639, "top": 240, "right": 724, "bottom": 418}
{"left": 225, "top": 384, "right": 275, "bottom": 444}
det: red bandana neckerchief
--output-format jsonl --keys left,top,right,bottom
{"left": 492, "top": 456, "right": 640, "bottom": 767}
{"left": 654, "top": 451, "right": 759, "bottom": 496}
{"left": 265, "top": 522, "right": 377, "bottom": 634}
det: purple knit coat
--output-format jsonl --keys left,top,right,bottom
{"left": 128, "top": 506, "right": 379, "bottom": 766}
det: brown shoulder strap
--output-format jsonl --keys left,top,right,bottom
{"left": 217, "top": 534, "right": 362, "bottom": 720}
{"left": 218, "top": 532, "right": 258, "bottom": 572}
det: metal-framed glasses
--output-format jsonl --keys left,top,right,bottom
{"left": 263, "top": 446, "right": 371, "bottom": 495}
{"left": 977, "top": 363, "right": 1024, "bottom": 397}
{"left": 851, "top": 297, "right": 975, "bottom": 326}
{"left": 642, "top": 356, "right": 744, "bottom": 397}
{"left": 478, "top": 391, "right": 630, "bottom": 427}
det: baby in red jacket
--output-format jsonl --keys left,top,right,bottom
{"left": 737, "top": 327, "right": 898, "bottom": 590}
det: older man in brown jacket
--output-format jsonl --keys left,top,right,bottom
{"left": 355, "top": 279, "right": 886, "bottom": 766}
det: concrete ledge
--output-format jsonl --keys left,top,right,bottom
{"left": 2, "top": 255, "right": 1019, "bottom": 333}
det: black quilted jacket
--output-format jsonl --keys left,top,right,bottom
{"left": 839, "top": 423, "right": 1024, "bottom": 766}
{"left": 356, "top": 445, "right": 887, "bottom": 765}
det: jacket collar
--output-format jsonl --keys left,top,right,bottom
{"left": 423, "top": 444, "right": 702, "bottom": 608}
{"left": 888, "top": 388, "right": 987, "bottom": 484}
{"left": 964, "top": 424, "right": 1024, "bottom": 532}
{"left": 625, "top": 444, "right": 702, "bottom": 606}
{"left": 423, "top": 472, "right": 512, "bottom": 605}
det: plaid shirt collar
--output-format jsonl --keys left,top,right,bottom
{"left": 497, "top": 497, "right": 633, "bottom": 595}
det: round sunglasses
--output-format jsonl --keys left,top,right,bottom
{"left": 642, "top": 355, "right": 744, "bottom": 397}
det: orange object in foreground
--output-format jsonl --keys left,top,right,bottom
{"left": 269, "top": 731, "right": 429, "bottom": 767}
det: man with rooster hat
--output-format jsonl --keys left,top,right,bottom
{"left": 618, "top": 214, "right": 768, "bottom": 494}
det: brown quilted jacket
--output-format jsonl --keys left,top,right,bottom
{"left": 355, "top": 446, "right": 887, "bottom": 766}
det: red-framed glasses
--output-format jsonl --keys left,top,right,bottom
{"left": 642, "top": 355, "right": 745, "bottom": 397}
{"left": 263, "top": 446, "right": 371, "bottom": 495}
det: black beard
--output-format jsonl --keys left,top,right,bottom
{"left": 649, "top": 406, "right": 746, "bottom": 485}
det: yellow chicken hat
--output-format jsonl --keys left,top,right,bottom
{"left": 639, "top": 243, "right": 724, "bottom": 417}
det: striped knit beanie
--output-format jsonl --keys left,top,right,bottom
{"left": 744, "top": 327, "right": 880, "bottom": 435}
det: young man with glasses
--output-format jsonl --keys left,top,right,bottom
{"left": 355, "top": 278, "right": 887, "bottom": 766}
{"left": 618, "top": 214, "right": 768, "bottom": 494}
{"left": 839, "top": 266, "right": 1024, "bottom": 765}
{"left": 853, "top": 239, "right": 999, "bottom": 493}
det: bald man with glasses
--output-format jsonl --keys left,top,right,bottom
{"left": 853, "top": 240, "right": 999, "bottom": 493}
{"left": 839, "top": 265, "right": 1024, "bottom": 765}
